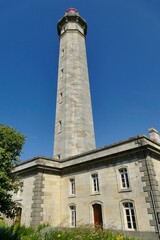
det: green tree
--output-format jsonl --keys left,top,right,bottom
{"left": 0, "top": 124, "right": 25, "bottom": 218}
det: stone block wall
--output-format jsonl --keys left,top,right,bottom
{"left": 42, "top": 173, "right": 61, "bottom": 226}
{"left": 60, "top": 156, "right": 155, "bottom": 233}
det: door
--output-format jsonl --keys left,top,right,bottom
{"left": 93, "top": 204, "right": 103, "bottom": 228}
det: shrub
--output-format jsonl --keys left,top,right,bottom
{"left": 0, "top": 224, "right": 140, "bottom": 240}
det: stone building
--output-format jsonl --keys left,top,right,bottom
{"left": 13, "top": 8, "right": 160, "bottom": 240}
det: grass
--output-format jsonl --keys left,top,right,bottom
{"left": 0, "top": 222, "right": 140, "bottom": 240}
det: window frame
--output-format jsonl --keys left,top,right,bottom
{"left": 119, "top": 168, "right": 130, "bottom": 189}
{"left": 69, "top": 205, "right": 76, "bottom": 227}
{"left": 69, "top": 178, "right": 76, "bottom": 196}
{"left": 91, "top": 173, "right": 100, "bottom": 194}
{"left": 122, "top": 201, "right": 137, "bottom": 231}
{"left": 116, "top": 166, "right": 132, "bottom": 192}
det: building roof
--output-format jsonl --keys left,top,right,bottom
{"left": 14, "top": 134, "right": 160, "bottom": 175}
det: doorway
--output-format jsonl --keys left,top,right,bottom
{"left": 92, "top": 203, "right": 103, "bottom": 228}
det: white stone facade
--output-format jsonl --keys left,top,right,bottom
{"left": 14, "top": 134, "right": 160, "bottom": 240}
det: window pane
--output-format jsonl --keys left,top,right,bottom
{"left": 92, "top": 174, "right": 99, "bottom": 192}
{"left": 128, "top": 222, "right": 132, "bottom": 228}
{"left": 129, "top": 202, "right": 133, "bottom": 208}
{"left": 123, "top": 202, "right": 137, "bottom": 230}
{"left": 70, "top": 206, "right": 76, "bottom": 227}
{"left": 124, "top": 203, "right": 128, "bottom": 208}
{"left": 119, "top": 168, "right": 130, "bottom": 189}
{"left": 133, "top": 222, "right": 137, "bottom": 229}
{"left": 126, "top": 209, "right": 129, "bottom": 215}
{"left": 70, "top": 179, "right": 75, "bottom": 195}
{"left": 132, "top": 215, "right": 136, "bottom": 221}
{"left": 127, "top": 216, "right": 130, "bottom": 222}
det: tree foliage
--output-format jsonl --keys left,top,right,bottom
{"left": 0, "top": 124, "right": 25, "bottom": 218}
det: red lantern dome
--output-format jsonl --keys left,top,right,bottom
{"left": 66, "top": 8, "right": 78, "bottom": 14}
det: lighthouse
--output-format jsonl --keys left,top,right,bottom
{"left": 54, "top": 8, "right": 95, "bottom": 159}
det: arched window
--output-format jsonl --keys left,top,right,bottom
{"left": 70, "top": 205, "right": 76, "bottom": 227}
{"left": 123, "top": 202, "right": 137, "bottom": 230}
{"left": 91, "top": 173, "right": 99, "bottom": 192}
{"left": 69, "top": 178, "right": 76, "bottom": 195}
{"left": 119, "top": 168, "right": 130, "bottom": 189}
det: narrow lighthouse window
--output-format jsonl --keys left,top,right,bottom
{"left": 59, "top": 92, "right": 63, "bottom": 104}
{"left": 61, "top": 49, "right": 64, "bottom": 57}
{"left": 58, "top": 121, "right": 62, "bottom": 133}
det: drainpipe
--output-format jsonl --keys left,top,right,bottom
{"left": 144, "top": 152, "right": 160, "bottom": 240}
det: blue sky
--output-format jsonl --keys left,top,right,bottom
{"left": 1, "top": 0, "right": 160, "bottom": 160}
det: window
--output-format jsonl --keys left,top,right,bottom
{"left": 19, "top": 182, "right": 23, "bottom": 196}
{"left": 58, "top": 121, "right": 62, "bottom": 133}
{"left": 17, "top": 182, "right": 23, "bottom": 199}
{"left": 60, "top": 69, "right": 64, "bottom": 78}
{"left": 70, "top": 178, "right": 76, "bottom": 195}
{"left": 59, "top": 92, "right": 63, "bottom": 104}
{"left": 61, "top": 49, "right": 64, "bottom": 57}
{"left": 70, "top": 205, "right": 76, "bottom": 227}
{"left": 61, "top": 25, "right": 66, "bottom": 34}
{"left": 119, "top": 168, "right": 130, "bottom": 189}
{"left": 123, "top": 202, "right": 137, "bottom": 230}
{"left": 91, "top": 173, "right": 99, "bottom": 192}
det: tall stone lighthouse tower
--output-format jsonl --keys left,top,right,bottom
{"left": 54, "top": 8, "right": 95, "bottom": 159}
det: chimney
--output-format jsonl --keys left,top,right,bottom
{"left": 148, "top": 128, "right": 160, "bottom": 144}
